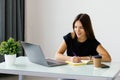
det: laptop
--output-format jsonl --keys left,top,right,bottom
{"left": 21, "top": 41, "right": 67, "bottom": 67}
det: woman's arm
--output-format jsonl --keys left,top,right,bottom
{"left": 55, "top": 40, "right": 80, "bottom": 63}
{"left": 96, "top": 44, "right": 112, "bottom": 62}
{"left": 55, "top": 40, "right": 71, "bottom": 61}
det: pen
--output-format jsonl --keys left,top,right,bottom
{"left": 72, "top": 52, "right": 81, "bottom": 63}
{"left": 73, "top": 52, "right": 77, "bottom": 56}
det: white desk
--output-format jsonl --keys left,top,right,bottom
{"left": 0, "top": 56, "right": 120, "bottom": 80}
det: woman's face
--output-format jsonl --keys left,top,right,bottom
{"left": 74, "top": 20, "right": 86, "bottom": 40}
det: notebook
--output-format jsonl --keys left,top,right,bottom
{"left": 65, "top": 60, "right": 93, "bottom": 66}
{"left": 21, "top": 41, "right": 67, "bottom": 67}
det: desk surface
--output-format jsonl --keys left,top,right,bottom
{"left": 0, "top": 56, "right": 120, "bottom": 80}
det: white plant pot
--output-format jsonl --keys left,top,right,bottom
{"left": 4, "top": 54, "right": 16, "bottom": 65}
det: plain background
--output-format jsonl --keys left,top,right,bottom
{"left": 25, "top": 0, "right": 120, "bottom": 62}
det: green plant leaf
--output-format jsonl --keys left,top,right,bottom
{"left": 0, "top": 37, "right": 22, "bottom": 55}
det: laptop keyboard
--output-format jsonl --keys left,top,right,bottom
{"left": 46, "top": 58, "right": 66, "bottom": 66}
{"left": 47, "top": 61, "right": 55, "bottom": 65}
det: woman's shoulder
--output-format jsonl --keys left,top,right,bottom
{"left": 90, "top": 38, "right": 100, "bottom": 42}
{"left": 64, "top": 32, "right": 75, "bottom": 39}
{"left": 87, "top": 38, "right": 100, "bottom": 45}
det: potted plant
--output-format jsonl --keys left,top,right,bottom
{"left": 0, "top": 37, "right": 21, "bottom": 65}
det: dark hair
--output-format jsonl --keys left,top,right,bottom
{"left": 73, "top": 13, "right": 95, "bottom": 40}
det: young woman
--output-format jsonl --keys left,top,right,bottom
{"left": 55, "top": 13, "right": 111, "bottom": 64}
{"left": 55, "top": 13, "right": 111, "bottom": 80}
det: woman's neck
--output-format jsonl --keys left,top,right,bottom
{"left": 77, "top": 36, "right": 87, "bottom": 42}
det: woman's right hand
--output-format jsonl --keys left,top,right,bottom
{"left": 71, "top": 56, "right": 81, "bottom": 63}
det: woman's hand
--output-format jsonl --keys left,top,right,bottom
{"left": 71, "top": 56, "right": 81, "bottom": 63}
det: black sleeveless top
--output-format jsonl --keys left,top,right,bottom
{"left": 63, "top": 33, "right": 100, "bottom": 57}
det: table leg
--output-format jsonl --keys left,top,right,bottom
{"left": 19, "top": 75, "right": 24, "bottom": 80}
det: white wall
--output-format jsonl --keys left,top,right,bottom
{"left": 25, "top": 0, "right": 120, "bottom": 61}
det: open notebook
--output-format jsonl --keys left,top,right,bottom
{"left": 66, "top": 60, "right": 93, "bottom": 66}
